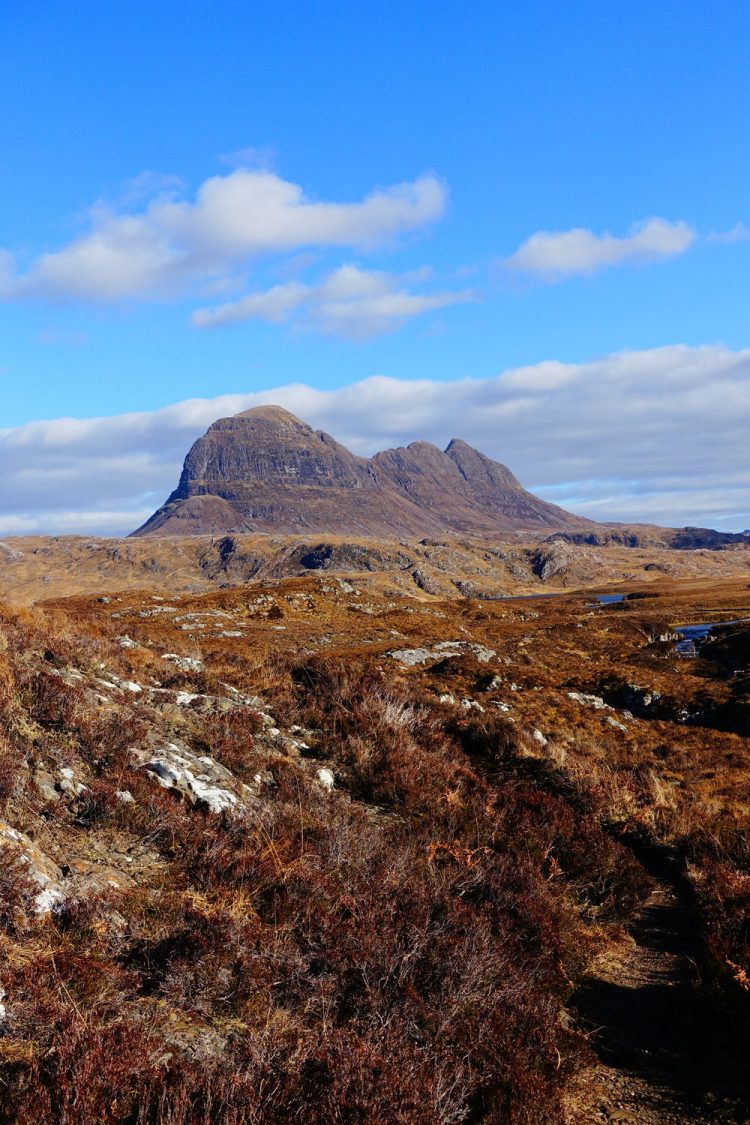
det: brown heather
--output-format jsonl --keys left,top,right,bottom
{"left": 0, "top": 568, "right": 748, "bottom": 1122}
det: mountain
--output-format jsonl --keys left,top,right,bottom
{"left": 133, "top": 405, "right": 584, "bottom": 538}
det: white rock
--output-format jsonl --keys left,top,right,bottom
{"left": 0, "top": 821, "right": 65, "bottom": 914}
{"left": 175, "top": 691, "right": 201, "bottom": 706}
{"left": 461, "top": 699, "right": 485, "bottom": 712}
{"left": 315, "top": 768, "right": 335, "bottom": 791}
{"left": 162, "top": 654, "right": 203, "bottom": 673}
{"left": 567, "top": 691, "right": 612, "bottom": 711}
{"left": 58, "top": 766, "right": 87, "bottom": 797}
{"left": 389, "top": 647, "right": 439, "bottom": 666}
{"left": 34, "top": 886, "right": 65, "bottom": 913}
{"left": 606, "top": 717, "right": 628, "bottom": 732}
{"left": 115, "top": 790, "right": 135, "bottom": 804}
{"left": 135, "top": 743, "right": 242, "bottom": 815}
{"left": 532, "top": 729, "right": 548, "bottom": 746}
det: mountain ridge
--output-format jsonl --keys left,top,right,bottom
{"left": 134, "top": 405, "right": 581, "bottom": 537}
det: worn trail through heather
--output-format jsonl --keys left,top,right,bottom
{"left": 565, "top": 854, "right": 750, "bottom": 1124}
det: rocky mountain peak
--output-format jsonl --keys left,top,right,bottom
{"left": 235, "top": 404, "right": 305, "bottom": 423}
{"left": 134, "top": 405, "right": 583, "bottom": 537}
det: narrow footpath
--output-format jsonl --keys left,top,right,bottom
{"left": 564, "top": 859, "right": 750, "bottom": 1124}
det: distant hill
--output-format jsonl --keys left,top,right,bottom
{"left": 549, "top": 526, "right": 750, "bottom": 550}
{"left": 133, "top": 405, "right": 583, "bottom": 538}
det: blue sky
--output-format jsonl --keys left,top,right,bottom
{"left": 1, "top": 0, "right": 749, "bottom": 532}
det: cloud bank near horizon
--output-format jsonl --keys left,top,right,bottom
{"left": 1, "top": 343, "right": 748, "bottom": 537}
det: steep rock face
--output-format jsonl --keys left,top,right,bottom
{"left": 445, "top": 439, "right": 569, "bottom": 528}
{"left": 134, "top": 405, "right": 582, "bottom": 538}
{"left": 372, "top": 439, "right": 570, "bottom": 532}
{"left": 178, "top": 407, "right": 375, "bottom": 495}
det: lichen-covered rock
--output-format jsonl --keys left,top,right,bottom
{"left": 0, "top": 821, "right": 65, "bottom": 913}
{"left": 532, "top": 542, "right": 574, "bottom": 582}
{"left": 162, "top": 653, "right": 203, "bottom": 673}
{"left": 568, "top": 691, "right": 611, "bottom": 711}
{"left": 64, "top": 859, "right": 134, "bottom": 898}
{"left": 389, "top": 647, "right": 438, "bottom": 666}
{"left": 133, "top": 742, "right": 254, "bottom": 814}
{"left": 390, "top": 640, "right": 496, "bottom": 666}
{"left": 315, "top": 767, "right": 335, "bottom": 791}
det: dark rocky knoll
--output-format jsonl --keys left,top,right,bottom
{"left": 549, "top": 525, "right": 750, "bottom": 550}
{"left": 134, "top": 404, "right": 582, "bottom": 538}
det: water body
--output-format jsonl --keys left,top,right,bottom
{"left": 674, "top": 619, "right": 744, "bottom": 657}
{"left": 501, "top": 591, "right": 627, "bottom": 605}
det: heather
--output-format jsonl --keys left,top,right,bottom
{"left": 0, "top": 573, "right": 748, "bottom": 1121}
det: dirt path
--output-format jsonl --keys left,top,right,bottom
{"left": 564, "top": 861, "right": 750, "bottom": 1124}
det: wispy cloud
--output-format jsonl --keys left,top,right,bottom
{"left": 0, "top": 168, "right": 448, "bottom": 304}
{"left": 1, "top": 344, "right": 748, "bottom": 535}
{"left": 36, "top": 327, "right": 88, "bottom": 347}
{"left": 504, "top": 217, "right": 695, "bottom": 282}
{"left": 192, "top": 264, "right": 474, "bottom": 338}
{"left": 706, "top": 221, "right": 750, "bottom": 244}
{"left": 219, "top": 145, "right": 276, "bottom": 170}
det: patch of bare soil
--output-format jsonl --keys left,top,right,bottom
{"left": 566, "top": 854, "right": 750, "bottom": 1124}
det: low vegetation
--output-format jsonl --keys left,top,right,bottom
{"left": 0, "top": 573, "right": 748, "bottom": 1122}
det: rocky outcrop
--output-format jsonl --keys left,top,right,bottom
{"left": 548, "top": 525, "right": 750, "bottom": 551}
{"left": 134, "top": 405, "right": 582, "bottom": 539}
{"left": 0, "top": 822, "right": 65, "bottom": 913}
{"left": 532, "top": 541, "right": 574, "bottom": 581}
{"left": 132, "top": 740, "right": 254, "bottom": 815}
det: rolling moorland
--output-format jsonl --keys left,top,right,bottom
{"left": 0, "top": 407, "right": 749, "bottom": 1123}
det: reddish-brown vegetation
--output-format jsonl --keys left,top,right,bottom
{"left": 0, "top": 573, "right": 748, "bottom": 1121}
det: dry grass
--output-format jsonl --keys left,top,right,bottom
{"left": 0, "top": 570, "right": 748, "bottom": 1121}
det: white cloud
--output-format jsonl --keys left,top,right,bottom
{"left": 505, "top": 217, "right": 695, "bottom": 281}
{"left": 0, "top": 510, "right": 153, "bottom": 536}
{"left": 707, "top": 221, "right": 750, "bottom": 244}
{"left": 1, "top": 169, "right": 447, "bottom": 303}
{"left": 192, "top": 264, "right": 474, "bottom": 338}
{"left": 193, "top": 282, "right": 308, "bottom": 328}
{"left": 314, "top": 289, "right": 468, "bottom": 339}
{"left": 1, "top": 344, "right": 749, "bottom": 536}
